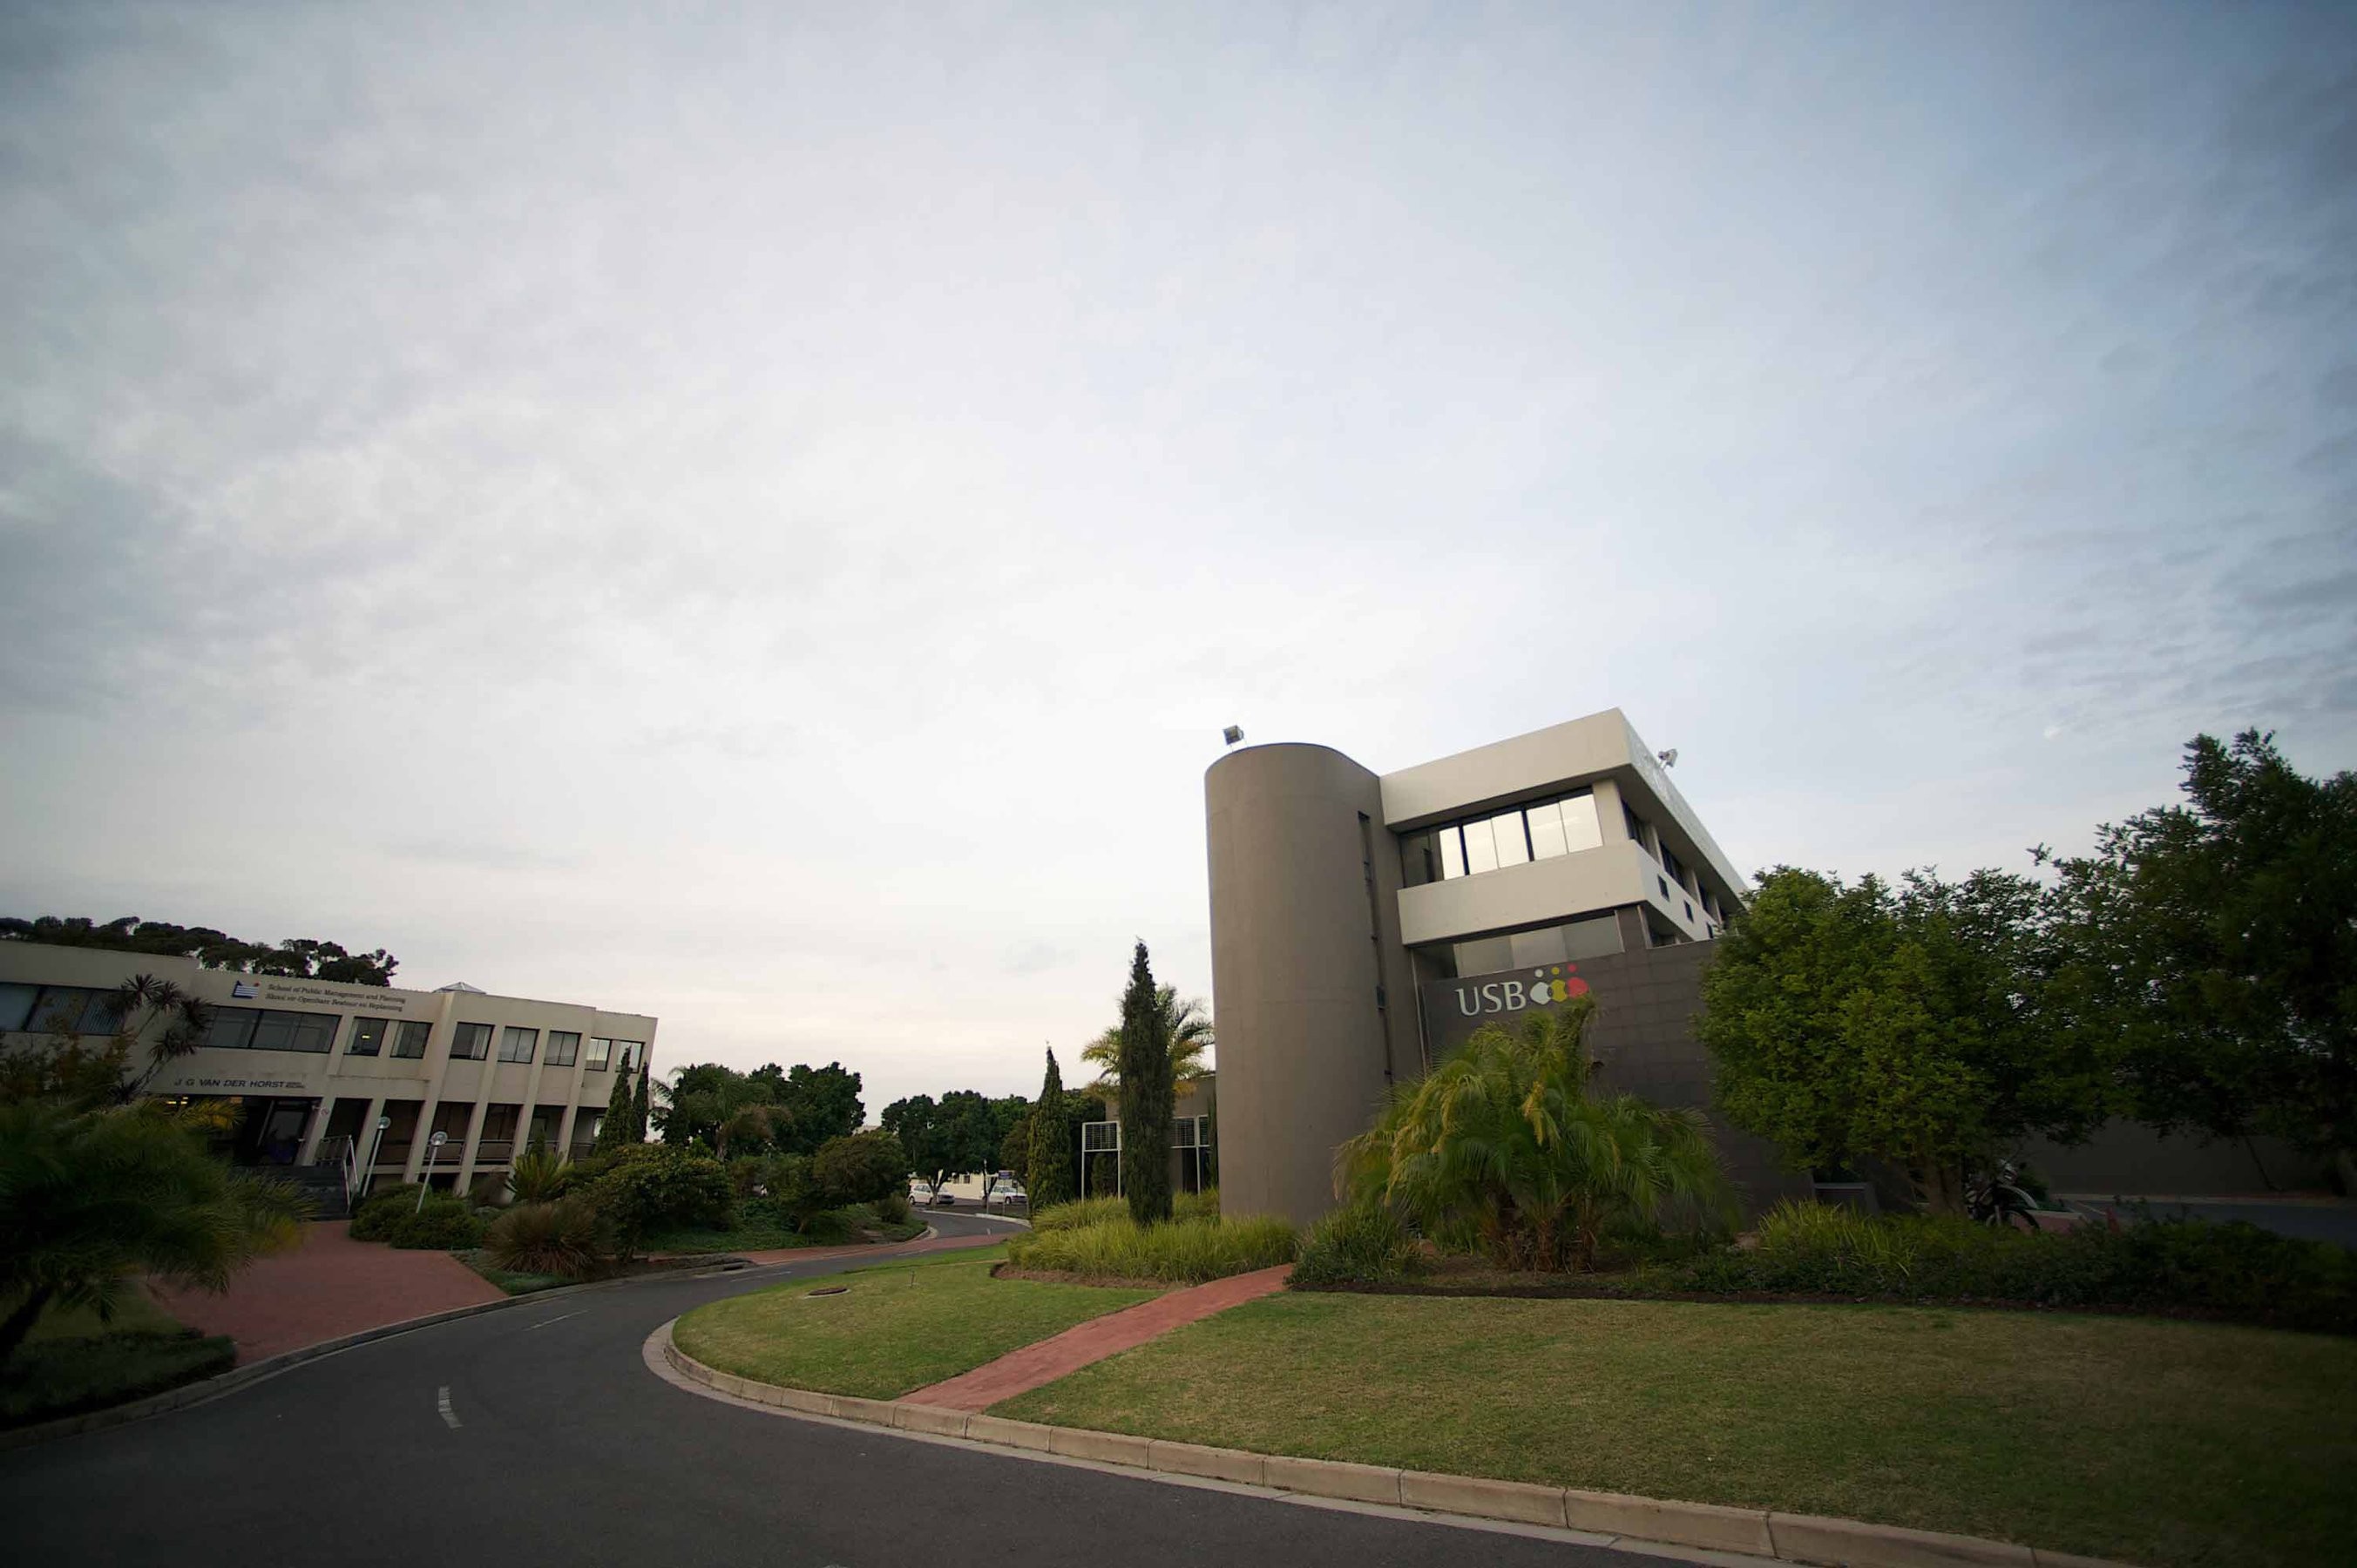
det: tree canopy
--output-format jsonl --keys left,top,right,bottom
{"left": 1, "top": 916, "right": 398, "bottom": 986}
{"left": 1698, "top": 866, "right": 2106, "bottom": 1213}
{"left": 2045, "top": 730, "right": 2357, "bottom": 1176}
{"left": 880, "top": 1090, "right": 1027, "bottom": 1193}
{"left": 654, "top": 1059, "right": 865, "bottom": 1156}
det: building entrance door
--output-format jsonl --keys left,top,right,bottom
{"left": 236, "top": 1098, "right": 315, "bottom": 1166}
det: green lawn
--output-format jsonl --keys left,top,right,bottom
{"left": 995, "top": 1292, "right": 2357, "bottom": 1568}
{"left": 673, "top": 1248, "right": 1158, "bottom": 1400}
{"left": 4, "top": 1289, "right": 235, "bottom": 1429}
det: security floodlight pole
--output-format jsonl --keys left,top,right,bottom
{"left": 1222, "top": 726, "right": 1244, "bottom": 746}
{"left": 1657, "top": 748, "right": 1678, "bottom": 767}
{"left": 418, "top": 1130, "right": 449, "bottom": 1212}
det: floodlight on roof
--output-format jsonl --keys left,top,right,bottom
{"left": 1657, "top": 748, "right": 1678, "bottom": 768}
{"left": 1223, "top": 726, "right": 1244, "bottom": 746}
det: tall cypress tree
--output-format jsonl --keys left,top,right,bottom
{"left": 594, "top": 1061, "right": 634, "bottom": 1152}
{"left": 1027, "top": 1047, "right": 1074, "bottom": 1209}
{"left": 1117, "top": 941, "right": 1174, "bottom": 1223}
{"left": 631, "top": 1062, "right": 653, "bottom": 1142}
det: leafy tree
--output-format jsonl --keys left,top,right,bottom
{"left": 0, "top": 916, "right": 398, "bottom": 985}
{"left": 1083, "top": 986, "right": 1212, "bottom": 1090}
{"left": 998, "top": 1113, "right": 1033, "bottom": 1183}
{"left": 761, "top": 1062, "right": 864, "bottom": 1153}
{"left": 810, "top": 1129, "right": 911, "bottom": 1206}
{"left": 1339, "top": 998, "right": 1731, "bottom": 1271}
{"left": 579, "top": 1144, "right": 730, "bottom": 1260}
{"left": 1118, "top": 942, "right": 1175, "bottom": 1224}
{"left": 656, "top": 1063, "right": 791, "bottom": 1154}
{"left": 0, "top": 1099, "right": 309, "bottom": 1363}
{"left": 2045, "top": 730, "right": 2357, "bottom": 1183}
{"left": 1026, "top": 1048, "right": 1074, "bottom": 1207}
{"left": 881, "top": 1091, "right": 1000, "bottom": 1196}
{"left": 1699, "top": 866, "right": 2106, "bottom": 1213}
{"left": 593, "top": 1063, "right": 637, "bottom": 1152}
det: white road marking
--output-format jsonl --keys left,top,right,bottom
{"left": 525, "top": 1311, "right": 583, "bottom": 1329}
{"left": 437, "top": 1386, "right": 462, "bottom": 1429}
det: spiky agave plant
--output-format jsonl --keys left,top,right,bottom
{"left": 483, "top": 1197, "right": 606, "bottom": 1279}
{"left": 1336, "top": 997, "right": 1734, "bottom": 1272}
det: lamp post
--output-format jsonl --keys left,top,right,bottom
{"left": 417, "top": 1130, "right": 449, "bottom": 1212}
{"left": 362, "top": 1114, "right": 391, "bottom": 1200}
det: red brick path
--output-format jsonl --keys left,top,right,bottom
{"left": 904, "top": 1265, "right": 1293, "bottom": 1412}
{"left": 151, "top": 1221, "right": 504, "bottom": 1363}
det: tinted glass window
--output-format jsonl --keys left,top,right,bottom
{"left": 77, "top": 990, "right": 127, "bottom": 1034}
{"left": 0, "top": 983, "right": 37, "bottom": 1031}
{"left": 1490, "top": 810, "right": 1530, "bottom": 868}
{"left": 615, "top": 1041, "right": 644, "bottom": 1071}
{"left": 450, "top": 1023, "right": 492, "bottom": 1060}
{"left": 498, "top": 1026, "right": 537, "bottom": 1063}
{"left": 1625, "top": 807, "right": 1651, "bottom": 855}
{"left": 586, "top": 1037, "right": 613, "bottom": 1070}
{"left": 206, "top": 1007, "right": 260, "bottom": 1050}
{"left": 1453, "top": 935, "right": 1513, "bottom": 974}
{"left": 1439, "top": 827, "right": 1467, "bottom": 880}
{"left": 249, "top": 1010, "right": 335, "bottom": 1052}
{"left": 1508, "top": 925, "right": 1569, "bottom": 967}
{"left": 1525, "top": 800, "right": 1568, "bottom": 860}
{"left": 1561, "top": 793, "right": 1603, "bottom": 853}
{"left": 349, "top": 1017, "right": 387, "bottom": 1056}
{"left": 1562, "top": 913, "right": 1624, "bottom": 959}
{"left": 546, "top": 1031, "right": 580, "bottom": 1067}
{"left": 1461, "top": 817, "right": 1499, "bottom": 875}
{"left": 392, "top": 1020, "right": 431, "bottom": 1058}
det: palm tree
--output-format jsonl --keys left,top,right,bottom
{"left": 0, "top": 1098, "right": 309, "bottom": 1364}
{"left": 1081, "top": 986, "right": 1213, "bottom": 1091}
{"left": 1336, "top": 997, "right": 1732, "bottom": 1272}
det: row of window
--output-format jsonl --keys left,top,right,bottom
{"left": 1400, "top": 789, "right": 1607, "bottom": 887}
{"left": 3, "top": 983, "right": 644, "bottom": 1071}
{"left": 0, "top": 983, "right": 127, "bottom": 1037}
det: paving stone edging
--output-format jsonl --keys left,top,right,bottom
{"left": 657, "top": 1323, "right": 2136, "bottom": 1568}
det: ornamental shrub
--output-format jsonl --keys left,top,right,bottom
{"left": 382, "top": 1195, "right": 486, "bottom": 1251}
{"left": 484, "top": 1197, "right": 606, "bottom": 1279}
{"left": 1007, "top": 1214, "right": 1297, "bottom": 1283}
{"left": 582, "top": 1144, "right": 732, "bottom": 1257}
{"left": 349, "top": 1186, "right": 426, "bottom": 1241}
{"left": 1290, "top": 1202, "right": 1426, "bottom": 1288}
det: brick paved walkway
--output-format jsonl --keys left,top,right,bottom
{"left": 151, "top": 1221, "right": 503, "bottom": 1363}
{"left": 904, "top": 1265, "right": 1293, "bottom": 1412}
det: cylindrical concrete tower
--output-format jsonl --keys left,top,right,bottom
{"left": 1205, "top": 743, "right": 1416, "bottom": 1226}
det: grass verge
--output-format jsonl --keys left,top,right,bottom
{"left": 3, "top": 1291, "right": 235, "bottom": 1428}
{"left": 672, "top": 1247, "right": 1157, "bottom": 1399}
{"left": 994, "top": 1292, "right": 2356, "bottom": 1568}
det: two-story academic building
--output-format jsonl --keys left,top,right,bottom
{"left": 0, "top": 941, "right": 657, "bottom": 1209}
{"left": 1205, "top": 708, "right": 1814, "bottom": 1226}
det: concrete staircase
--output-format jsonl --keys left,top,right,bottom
{"left": 274, "top": 1162, "right": 353, "bottom": 1221}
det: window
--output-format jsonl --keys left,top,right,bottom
{"left": 1452, "top": 912, "right": 1624, "bottom": 977}
{"left": 247, "top": 1010, "right": 337, "bottom": 1053}
{"left": 0, "top": 983, "right": 37, "bottom": 1031}
{"left": 391, "top": 1020, "right": 431, "bottom": 1058}
{"left": 1625, "top": 807, "right": 1652, "bottom": 856}
{"left": 1684, "top": 899, "right": 1696, "bottom": 923}
{"left": 614, "top": 1040, "right": 644, "bottom": 1071}
{"left": 1661, "top": 842, "right": 1690, "bottom": 891}
{"left": 450, "top": 1023, "right": 492, "bottom": 1060}
{"left": 9, "top": 986, "right": 114, "bottom": 1035}
{"left": 205, "top": 1007, "right": 260, "bottom": 1051}
{"left": 1489, "top": 808, "right": 1530, "bottom": 868}
{"left": 1558, "top": 793, "right": 1603, "bottom": 854}
{"left": 349, "top": 1017, "right": 387, "bottom": 1056}
{"left": 498, "top": 1025, "right": 538, "bottom": 1064}
{"left": 1439, "top": 827, "right": 1468, "bottom": 880}
{"left": 585, "top": 1037, "right": 613, "bottom": 1071}
{"left": 74, "top": 990, "right": 127, "bottom": 1034}
{"left": 546, "top": 1031, "right": 580, "bottom": 1067}
{"left": 1460, "top": 816, "right": 1499, "bottom": 875}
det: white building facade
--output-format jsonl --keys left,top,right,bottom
{"left": 0, "top": 941, "right": 656, "bottom": 1201}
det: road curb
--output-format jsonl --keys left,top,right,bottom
{"left": 654, "top": 1324, "right": 2143, "bottom": 1568}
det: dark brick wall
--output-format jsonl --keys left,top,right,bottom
{"left": 1419, "top": 940, "right": 1812, "bottom": 1219}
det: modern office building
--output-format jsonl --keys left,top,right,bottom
{"left": 0, "top": 941, "right": 657, "bottom": 1206}
{"left": 1206, "top": 708, "right": 1812, "bottom": 1226}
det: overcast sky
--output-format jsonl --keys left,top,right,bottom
{"left": 3, "top": 3, "right": 2351, "bottom": 1113}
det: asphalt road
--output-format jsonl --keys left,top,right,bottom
{"left": 4, "top": 1210, "right": 1659, "bottom": 1567}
